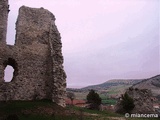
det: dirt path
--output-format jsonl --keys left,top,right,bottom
{"left": 86, "top": 113, "right": 127, "bottom": 120}
{"left": 107, "top": 117, "right": 126, "bottom": 120}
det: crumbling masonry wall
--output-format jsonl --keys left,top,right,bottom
{"left": 0, "top": 0, "right": 66, "bottom": 107}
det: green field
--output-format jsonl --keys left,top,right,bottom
{"left": 99, "top": 93, "right": 117, "bottom": 105}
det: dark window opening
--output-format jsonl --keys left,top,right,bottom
{"left": 3, "top": 58, "right": 18, "bottom": 82}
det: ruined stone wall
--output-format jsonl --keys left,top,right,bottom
{"left": 0, "top": 0, "right": 8, "bottom": 44}
{"left": 0, "top": 2, "right": 66, "bottom": 107}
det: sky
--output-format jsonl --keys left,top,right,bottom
{"left": 4, "top": 0, "right": 160, "bottom": 88}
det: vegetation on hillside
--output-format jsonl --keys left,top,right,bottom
{"left": 81, "top": 79, "right": 142, "bottom": 91}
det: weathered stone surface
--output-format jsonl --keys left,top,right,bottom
{"left": 115, "top": 88, "right": 155, "bottom": 114}
{"left": 0, "top": 0, "right": 9, "bottom": 44}
{"left": 0, "top": 1, "right": 66, "bottom": 107}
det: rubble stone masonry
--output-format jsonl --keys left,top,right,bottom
{"left": 0, "top": 0, "right": 66, "bottom": 107}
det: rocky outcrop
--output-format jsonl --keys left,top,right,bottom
{"left": 133, "top": 75, "right": 160, "bottom": 97}
{"left": 115, "top": 88, "right": 155, "bottom": 114}
{"left": 0, "top": 0, "right": 66, "bottom": 107}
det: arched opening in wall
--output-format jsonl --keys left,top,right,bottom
{"left": 3, "top": 58, "right": 18, "bottom": 82}
{"left": 4, "top": 65, "right": 14, "bottom": 82}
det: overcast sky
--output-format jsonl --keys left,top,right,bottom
{"left": 5, "top": 0, "right": 160, "bottom": 88}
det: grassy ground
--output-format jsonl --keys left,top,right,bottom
{"left": 99, "top": 94, "right": 117, "bottom": 105}
{"left": 73, "top": 91, "right": 117, "bottom": 105}
{"left": 0, "top": 100, "right": 159, "bottom": 120}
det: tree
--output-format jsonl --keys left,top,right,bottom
{"left": 86, "top": 90, "right": 101, "bottom": 110}
{"left": 121, "top": 92, "right": 135, "bottom": 113}
{"left": 67, "top": 92, "right": 75, "bottom": 105}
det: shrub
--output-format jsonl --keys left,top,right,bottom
{"left": 86, "top": 90, "right": 101, "bottom": 110}
{"left": 121, "top": 92, "right": 135, "bottom": 113}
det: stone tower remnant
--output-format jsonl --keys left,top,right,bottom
{"left": 0, "top": 0, "right": 66, "bottom": 107}
{"left": 0, "top": 0, "right": 9, "bottom": 44}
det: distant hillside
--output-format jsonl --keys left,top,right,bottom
{"left": 133, "top": 75, "right": 160, "bottom": 96}
{"left": 67, "top": 75, "right": 160, "bottom": 100}
{"left": 77, "top": 79, "right": 143, "bottom": 99}
{"left": 81, "top": 79, "right": 142, "bottom": 91}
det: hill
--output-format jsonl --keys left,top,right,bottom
{"left": 67, "top": 75, "right": 160, "bottom": 103}
{"left": 67, "top": 79, "right": 142, "bottom": 100}
{"left": 81, "top": 79, "right": 142, "bottom": 91}
{"left": 133, "top": 75, "right": 160, "bottom": 96}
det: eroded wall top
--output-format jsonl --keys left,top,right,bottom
{"left": 0, "top": 0, "right": 9, "bottom": 44}
{"left": 15, "top": 6, "right": 56, "bottom": 46}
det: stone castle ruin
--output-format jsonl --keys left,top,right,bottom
{"left": 0, "top": 0, "right": 66, "bottom": 107}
